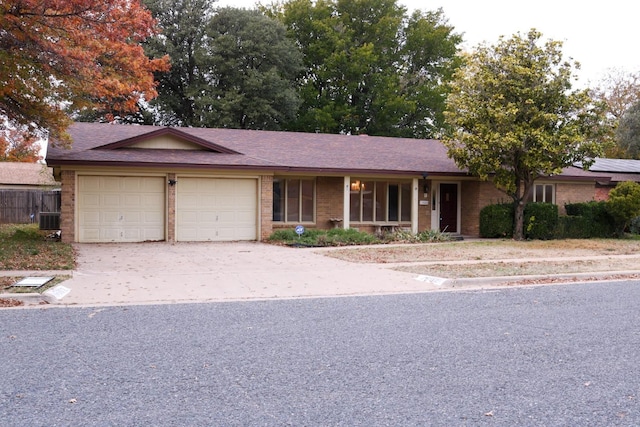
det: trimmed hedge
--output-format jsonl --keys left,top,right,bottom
{"left": 479, "top": 203, "right": 513, "bottom": 238}
{"left": 525, "top": 203, "right": 558, "bottom": 240}
{"left": 480, "top": 202, "right": 557, "bottom": 239}
{"left": 561, "top": 201, "right": 616, "bottom": 238}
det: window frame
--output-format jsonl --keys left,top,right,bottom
{"left": 532, "top": 183, "right": 555, "bottom": 203}
{"left": 272, "top": 177, "right": 316, "bottom": 223}
{"left": 349, "top": 179, "right": 412, "bottom": 223}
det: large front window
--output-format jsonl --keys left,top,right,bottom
{"left": 350, "top": 180, "right": 411, "bottom": 222}
{"left": 273, "top": 178, "right": 315, "bottom": 222}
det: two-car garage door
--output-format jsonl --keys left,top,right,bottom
{"left": 78, "top": 176, "right": 257, "bottom": 243}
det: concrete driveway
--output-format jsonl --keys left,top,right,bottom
{"left": 59, "top": 241, "right": 443, "bottom": 306}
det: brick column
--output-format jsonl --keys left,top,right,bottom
{"left": 260, "top": 175, "right": 273, "bottom": 240}
{"left": 167, "top": 173, "right": 176, "bottom": 242}
{"left": 60, "top": 170, "right": 76, "bottom": 243}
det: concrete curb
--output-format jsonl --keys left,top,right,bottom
{"left": 444, "top": 270, "right": 640, "bottom": 289}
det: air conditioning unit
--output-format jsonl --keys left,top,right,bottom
{"left": 39, "top": 212, "right": 60, "bottom": 230}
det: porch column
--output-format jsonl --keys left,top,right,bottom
{"left": 343, "top": 176, "right": 350, "bottom": 229}
{"left": 411, "top": 177, "right": 419, "bottom": 234}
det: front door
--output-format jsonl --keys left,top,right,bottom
{"left": 439, "top": 183, "right": 458, "bottom": 233}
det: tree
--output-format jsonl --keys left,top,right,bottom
{"left": 144, "top": 3, "right": 303, "bottom": 129}
{"left": 443, "top": 29, "right": 605, "bottom": 240}
{"left": 616, "top": 101, "right": 640, "bottom": 159}
{"left": 0, "top": 130, "right": 41, "bottom": 162}
{"left": 0, "top": 0, "right": 169, "bottom": 145}
{"left": 268, "top": 0, "right": 462, "bottom": 137}
{"left": 591, "top": 68, "right": 640, "bottom": 157}
{"left": 606, "top": 181, "right": 640, "bottom": 234}
{"left": 142, "top": 0, "right": 213, "bottom": 126}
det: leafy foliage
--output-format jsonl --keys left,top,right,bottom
{"left": 144, "top": 3, "right": 302, "bottom": 129}
{"left": 268, "top": 227, "right": 449, "bottom": 246}
{"left": 606, "top": 181, "right": 640, "bottom": 234}
{"left": 591, "top": 69, "right": 640, "bottom": 158}
{"left": 0, "top": 129, "right": 41, "bottom": 162}
{"left": 443, "top": 29, "right": 605, "bottom": 240}
{"left": 479, "top": 204, "right": 514, "bottom": 238}
{"left": 268, "top": 0, "right": 462, "bottom": 137}
{"left": 615, "top": 101, "right": 640, "bottom": 159}
{"left": 0, "top": 0, "right": 169, "bottom": 145}
{"left": 558, "top": 201, "right": 616, "bottom": 238}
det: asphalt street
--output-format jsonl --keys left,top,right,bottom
{"left": 2, "top": 281, "right": 640, "bottom": 426}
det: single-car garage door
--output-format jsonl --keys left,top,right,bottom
{"left": 177, "top": 177, "right": 257, "bottom": 241}
{"left": 78, "top": 176, "right": 165, "bottom": 242}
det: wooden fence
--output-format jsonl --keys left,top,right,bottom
{"left": 0, "top": 190, "right": 61, "bottom": 224}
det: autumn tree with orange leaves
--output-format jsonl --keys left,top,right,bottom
{"left": 0, "top": 0, "right": 169, "bottom": 147}
{"left": 0, "top": 129, "right": 41, "bottom": 162}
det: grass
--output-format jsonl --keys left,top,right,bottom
{"left": 0, "top": 224, "right": 75, "bottom": 270}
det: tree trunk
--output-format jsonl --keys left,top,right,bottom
{"left": 514, "top": 200, "right": 525, "bottom": 240}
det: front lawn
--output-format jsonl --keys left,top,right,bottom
{"left": 0, "top": 224, "right": 75, "bottom": 270}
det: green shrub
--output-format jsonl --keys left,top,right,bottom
{"left": 631, "top": 216, "right": 640, "bottom": 235}
{"left": 268, "top": 227, "right": 379, "bottom": 246}
{"left": 524, "top": 203, "right": 557, "bottom": 240}
{"left": 559, "top": 201, "right": 616, "bottom": 238}
{"left": 479, "top": 203, "right": 514, "bottom": 238}
{"left": 606, "top": 181, "right": 640, "bottom": 234}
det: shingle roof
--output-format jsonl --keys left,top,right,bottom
{"left": 46, "top": 123, "right": 463, "bottom": 176}
{"left": 46, "top": 122, "right": 612, "bottom": 181}
{"left": 0, "top": 162, "right": 57, "bottom": 186}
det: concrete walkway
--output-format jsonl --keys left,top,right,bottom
{"left": 2, "top": 241, "right": 640, "bottom": 307}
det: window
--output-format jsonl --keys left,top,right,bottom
{"left": 273, "top": 178, "right": 315, "bottom": 222}
{"left": 350, "top": 180, "right": 411, "bottom": 222}
{"left": 531, "top": 184, "right": 555, "bottom": 203}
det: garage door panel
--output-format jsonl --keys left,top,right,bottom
{"left": 78, "top": 176, "right": 165, "bottom": 243}
{"left": 176, "top": 177, "right": 257, "bottom": 242}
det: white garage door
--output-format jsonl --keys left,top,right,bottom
{"left": 78, "top": 176, "right": 165, "bottom": 243}
{"left": 177, "top": 178, "right": 257, "bottom": 241}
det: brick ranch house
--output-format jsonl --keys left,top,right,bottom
{"left": 45, "top": 122, "right": 612, "bottom": 243}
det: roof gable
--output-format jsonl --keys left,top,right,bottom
{"left": 97, "top": 127, "right": 241, "bottom": 154}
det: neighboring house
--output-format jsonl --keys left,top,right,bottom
{"left": 46, "top": 122, "right": 607, "bottom": 243}
{"left": 0, "top": 162, "right": 60, "bottom": 224}
{"left": 573, "top": 158, "right": 640, "bottom": 201}
{"left": 0, "top": 162, "right": 58, "bottom": 190}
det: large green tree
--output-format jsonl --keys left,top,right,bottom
{"left": 591, "top": 68, "right": 640, "bottom": 157}
{"left": 268, "top": 0, "right": 462, "bottom": 137}
{"left": 144, "top": 2, "right": 303, "bottom": 129}
{"left": 616, "top": 101, "right": 640, "bottom": 159}
{"left": 443, "top": 29, "right": 605, "bottom": 240}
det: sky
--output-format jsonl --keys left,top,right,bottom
{"left": 215, "top": 0, "right": 640, "bottom": 87}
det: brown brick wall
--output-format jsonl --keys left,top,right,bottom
{"left": 460, "top": 181, "right": 507, "bottom": 236}
{"left": 260, "top": 175, "right": 273, "bottom": 240}
{"left": 60, "top": 170, "right": 75, "bottom": 243}
{"left": 316, "top": 177, "right": 344, "bottom": 230}
{"left": 555, "top": 182, "right": 596, "bottom": 215}
{"left": 594, "top": 185, "right": 610, "bottom": 201}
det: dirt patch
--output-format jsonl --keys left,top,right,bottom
{"left": 322, "top": 239, "right": 640, "bottom": 278}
